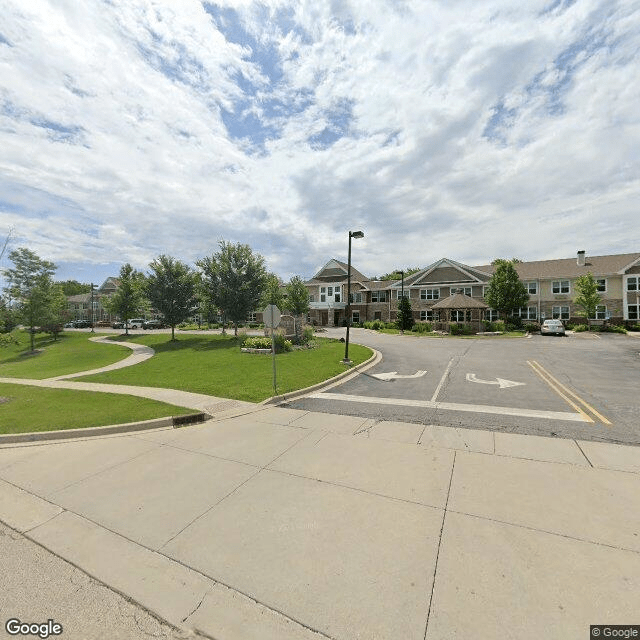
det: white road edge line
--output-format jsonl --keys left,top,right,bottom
{"left": 308, "top": 392, "right": 587, "bottom": 422}
{"left": 431, "top": 357, "right": 455, "bottom": 403}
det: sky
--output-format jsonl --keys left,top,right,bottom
{"left": 1, "top": 0, "right": 639, "bottom": 285}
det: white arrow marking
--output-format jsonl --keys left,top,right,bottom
{"left": 466, "top": 373, "right": 526, "bottom": 389}
{"left": 371, "top": 370, "right": 428, "bottom": 382}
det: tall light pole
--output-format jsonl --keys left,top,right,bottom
{"left": 90, "top": 283, "right": 95, "bottom": 333}
{"left": 399, "top": 270, "right": 405, "bottom": 334}
{"left": 343, "top": 230, "right": 364, "bottom": 364}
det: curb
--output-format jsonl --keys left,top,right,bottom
{"left": 0, "top": 412, "right": 210, "bottom": 445}
{"left": 260, "top": 345, "right": 382, "bottom": 406}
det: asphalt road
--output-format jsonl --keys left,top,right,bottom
{"left": 286, "top": 329, "right": 640, "bottom": 446}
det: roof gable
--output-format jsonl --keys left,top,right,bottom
{"left": 397, "top": 259, "right": 491, "bottom": 287}
{"left": 311, "top": 258, "right": 369, "bottom": 282}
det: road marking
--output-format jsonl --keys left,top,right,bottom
{"left": 308, "top": 392, "right": 588, "bottom": 422}
{"left": 527, "top": 360, "right": 611, "bottom": 425}
{"left": 466, "top": 373, "right": 526, "bottom": 389}
{"left": 431, "top": 358, "right": 455, "bottom": 402}
{"left": 371, "top": 370, "right": 427, "bottom": 381}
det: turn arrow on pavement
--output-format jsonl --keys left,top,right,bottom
{"left": 466, "top": 373, "right": 526, "bottom": 389}
{"left": 371, "top": 370, "right": 428, "bottom": 382}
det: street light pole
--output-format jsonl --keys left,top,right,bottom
{"left": 343, "top": 230, "right": 364, "bottom": 364}
{"left": 90, "top": 283, "right": 95, "bottom": 333}
{"left": 399, "top": 270, "right": 405, "bottom": 334}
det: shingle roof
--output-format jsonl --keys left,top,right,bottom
{"left": 432, "top": 292, "right": 489, "bottom": 309}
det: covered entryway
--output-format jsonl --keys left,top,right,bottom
{"left": 432, "top": 290, "right": 489, "bottom": 333}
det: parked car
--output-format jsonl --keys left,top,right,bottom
{"left": 142, "top": 320, "right": 165, "bottom": 329}
{"left": 540, "top": 319, "right": 566, "bottom": 336}
{"left": 73, "top": 320, "right": 93, "bottom": 328}
{"left": 126, "top": 318, "right": 146, "bottom": 329}
{"left": 112, "top": 321, "right": 125, "bottom": 329}
{"left": 64, "top": 322, "right": 75, "bottom": 328}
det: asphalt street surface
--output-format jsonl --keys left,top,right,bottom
{"left": 286, "top": 329, "right": 640, "bottom": 445}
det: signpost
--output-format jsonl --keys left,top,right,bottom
{"left": 263, "top": 305, "right": 281, "bottom": 395}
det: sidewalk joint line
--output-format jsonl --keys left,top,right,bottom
{"left": 574, "top": 440, "right": 594, "bottom": 467}
{"left": 424, "top": 450, "right": 456, "bottom": 639}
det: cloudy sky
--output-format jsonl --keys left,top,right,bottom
{"left": 1, "top": 0, "right": 638, "bottom": 284}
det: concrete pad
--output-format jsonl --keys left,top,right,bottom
{"left": 51, "top": 446, "right": 257, "bottom": 549}
{"left": 0, "top": 436, "right": 161, "bottom": 497}
{"left": 362, "top": 420, "right": 425, "bottom": 444}
{"left": 251, "top": 406, "right": 309, "bottom": 426}
{"left": 167, "top": 418, "right": 311, "bottom": 467}
{"left": 426, "top": 511, "right": 640, "bottom": 639}
{"left": 449, "top": 452, "right": 640, "bottom": 552}
{"left": 419, "top": 424, "right": 494, "bottom": 454}
{"left": 578, "top": 440, "right": 640, "bottom": 474}
{"left": 187, "top": 583, "right": 328, "bottom": 640}
{"left": 0, "top": 478, "right": 63, "bottom": 532}
{"left": 28, "top": 510, "right": 213, "bottom": 631}
{"left": 165, "top": 469, "right": 442, "bottom": 640}
{"left": 494, "top": 432, "right": 589, "bottom": 466}
{"left": 269, "top": 432, "right": 454, "bottom": 507}
{"left": 0, "top": 444, "right": 45, "bottom": 470}
{"left": 289, "top": 410, "right": 373, "bottom": 434}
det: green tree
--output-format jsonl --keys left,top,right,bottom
{"left": 40, "top": 283, "right": 69, "bottom": 340}
{"left": 397, "top": 295, "right": 414, "bottom": 331}
{"left": 284, "top": 275, "right": 311, "bottom": 341}
{"left": 378, "top": 267, "right": 421, "bottom": 281}
{"left": 147, "top": 255, "right": 196, "bottom": 340}
{"left": 104, "top": 264, "right": 147, "bottom": 335}
{"left": 261, "top": 273, "right": 285, "bottom": 309}
{"left": 197, "top": 241, "right": 267, "bottom": 337}
{"left": 574, "top": 273, "right": 602, "bottom": 325}
{"left": 3, "top": 248, "right": 57, "bottom": 351}
{"left": 484, "top": 259, "right": 529, "bottom": 321}
{"left": 57, "top": 280, "right": 91, "bottom": 296}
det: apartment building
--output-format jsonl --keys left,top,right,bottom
{"left": 305, "top": 252, "right": 640, "bottom": 326}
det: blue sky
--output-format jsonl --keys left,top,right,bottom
{"left": 0, "top": 0, "right": 638, "bottom": 285}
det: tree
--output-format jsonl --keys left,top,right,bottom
{"left": 484, "top": 259, "right": 529, "bottom": 321}
{"left": 284, "top": 275, "right": 311, "bottom": 341}
{"left": 574, "top": 273, "right": 602, "bottom": 325}
{"left": 197, "top": 241, "right": 267, "bottom": 337}
{"left": 397, "top": 294, "right": 414, "bottom": 331}
{"left": 3, "top": 248, "right": 57, "bottom": 351}
{"left": 378, "top": 267, "right": 421, "bottom": 281}
{"left": 39, "top": 283, "right": 69, "bottom": 340}
{"left": 147, "top": 255, "right": 196, "bottom": 340}
{"left": 104, "top": 264, "right": 147, "bottom": 335}
{"left": 57, "top": 280, "right": 91, "bottom": 296}
{"left": 261, "top": 273, "right": 285, "bottom": 309}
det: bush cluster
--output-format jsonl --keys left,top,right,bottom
{"left": 411, "top": 322, "right": 433, "bottom": 333}
{"left": 483, "top": 320, "right": 506, "bottom": 332}
{"left": 449, "top": 323, "right": 475, "bottom": 335}
{"left": 241, "top": 335, "right": 293, "bottom": 352}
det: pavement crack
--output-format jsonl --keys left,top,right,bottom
{"left": 182, "top": 591, "right": 208, "bottom": 623}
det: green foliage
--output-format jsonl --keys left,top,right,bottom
{"left": 198, "top": 240, "right": 267, "bottom": 336}
{"left": 57, "top": 280, "right": 91, "bottom": 296}
{"left": 3, "top": 247, "right": 57, "bottom": 351}
{"left": 363, "top": 320, "right": 385, "bottom": 330}
{"left": 573, "top": 273, "right": 602, "bottom": 319}
{"left": 600, "top": 324, "right": 627, "bottom": 334}
{"left": 396, "top": 296, "right": 414, "bottom": 331}
{"left": 573, "top": 324, "right": 589, "bottom": 332}
{"left": 261, "top": 273, "right": 285, "bottom": 308}
{"left": 523, "top": 321, "right": 541, "bottom": 333}
{"left": 378, "top": 267, "right": 421, "bottom": 281}
{"left": 147, "top": 255, "right": 197, "bottom": 340}
{"left": 104, "top": 264, "right": 147, "bottom": 335}
{"left": 242, "top": 335, "right": 293, "bottom": 352}
{"left": 484, "top": 259, "right": 529, "bottom": 320}
{"left": 412, "top": 322, "right": 433, "bottom": 333}
{"left": 449, "top": 323, "right": 474, "bottom": 335}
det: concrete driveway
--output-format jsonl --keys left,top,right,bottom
{"left": 1, "top": 404, "right": 639, "bottom": 640}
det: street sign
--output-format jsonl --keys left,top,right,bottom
{"left": 263, "top": 305, "right": 281, "bottom": 328}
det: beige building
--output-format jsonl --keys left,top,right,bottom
{"left": 305, "top": 252, "right": 640, "bottom": 327}
{"left": 66, "top": 277, "right": 120, "bottom": 324}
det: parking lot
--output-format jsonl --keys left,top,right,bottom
{"left": 287, "top": 330, "right": 640, "bottom": 446}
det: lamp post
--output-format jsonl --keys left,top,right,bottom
{"left": 90, "top": 283, "right": 95, "bottom": 333}
{"left": 343, "top": 230, "right": 364, "bottom": 364}
{"left": 399, "top": 270, "right": 405, "bottom": 334}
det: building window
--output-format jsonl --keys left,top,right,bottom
{"left": 334, "top": 293, "right": 340, "bottom": 302}
{"left": 595, "top": 305, "right": 607, "bottom": 320}
{"left": 352, "top": 310, "right": 360, "bottom": 324}
{"left": 371, "top": 291, "right": 388, "bottom": 302}
{"left": 627, "top": 277, "right": 639, "bottom": 291}
{"left": 320, "top": 294, "right": 326, "bottom": 302}
{"left": 396, "top": 289, "right": 409, "bottom": 299}
{"left": 456, "top": 287, "right": 472, "bottom": 296}
{"left": 420, "top": 288, "right": 439, "bottom": 300}
{"left": 349, "top": 292, "right": 363, "bottom": 303}
{"left": 513, "top": 307, "right": 537, "bottom": 320}
{"left": 596, "top": 279, "right": 606, "bottom": 292}
{"left": 420, "top": 310, "right": 435, "bottom": 321}
{"left": 309, "top": 295, "right": 315, "bottom": 303}
{"left": 525, "top": 282, "right": 538, "bottom": 295}
{"left": 321, "top": 287, "right": 326, "bottom": 294}
{"left": 552, "top": 306, "right": 570, "bottom": 320}
{"left": 374, "top": 311, "right": 382, "bottom": 320}
{"left": 451, "top": 310, "right": 467, "bottom": 322}
{"left": 247, "top": 312, "right": 257, "bottom": 322}
{"left": 327, "top": 286, "right": 333, "bottom": 296}
{"left": 486, "top": 309, "right": 499, "bottom": 322}
{"left": 628, "top": 305, "right": 639, "bottom": 320}
{"left": 552, "top": 280, "right": 570, "bottom": 294}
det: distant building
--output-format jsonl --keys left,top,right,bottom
{"left": 66, "top": 278, "right": 120, "bottom": 324}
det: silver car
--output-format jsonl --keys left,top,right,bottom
{"left": 541, "top": 319, "right": 566, "bottom": 336}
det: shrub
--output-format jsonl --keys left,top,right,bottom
{"left": 241, "top": 335, "right": 293, "bottom": 352}
{"left": 600, "top": 325, "right": 627, "bottom": 334}
{"left": 449, "top": 323, "right": 474, "bottom": 335}
{"left": 523, "top": 322, "right": 541, "bottom": 333}
{"left": 413, "top": 322, "right": 433, "bottom": 333}
{"left": 572, "top": 324, "right": 589, "bottom": 332}
{"left": 302, "top": 326, "right": 314, "bottom": 344}
{"left": 625, "top": 323, "right": 640, "bottom": 332}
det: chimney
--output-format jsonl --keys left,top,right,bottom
{"left": 577, "top": 250, "right": 586, "bottom": 267}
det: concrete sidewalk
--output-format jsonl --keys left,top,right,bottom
{"left": 1, "top": 407, "right": 639, "bottom": 640}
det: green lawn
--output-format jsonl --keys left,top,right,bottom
{"left": 0, "top": 331, "right": 130, "bottom": 379}
{"left": 0, "top": 383, "right": 192, "bottom": 434}
{"left": 79, "top": 334, "right": 373, "bottom": 402}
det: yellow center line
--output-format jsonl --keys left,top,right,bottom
{"left": 527, "top": 360, "right": 611, "bottom": 426}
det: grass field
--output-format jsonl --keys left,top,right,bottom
{"left": 79, "top": 334, "right": 373, "bottom": 402}
{"left": 0, "top": 383, "right": 192, "bottom": 434}
{"left": 0, "top": 331, "right": 130, "bottom": 379}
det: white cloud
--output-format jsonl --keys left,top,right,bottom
{"left": 0, "top": 0, "right": 638, "bottom": 284}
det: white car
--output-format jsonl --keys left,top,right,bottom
{"left": 125, "top": 318, "right": 146, "bottom": 329}
{"left": 541, "top": 319, "right": 566, "bottom": 336}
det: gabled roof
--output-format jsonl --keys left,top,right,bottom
{"left": 310, "top": 258, "right": 370, "bottom": 283}
{"left": 473, "top": 253, "right": 640, "bottom": 280}
{"left": 432, "top": 291, "right": 489, "bottom": 309}
{"left": 394, "top": 258, "right": 492, "bottom": 288}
